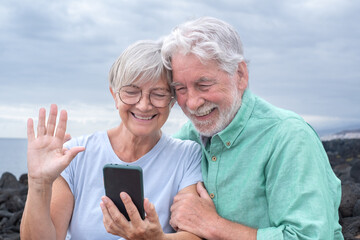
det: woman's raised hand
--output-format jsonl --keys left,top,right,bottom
{"left": 27, "top": 104, "right": 85, "bottom": 186}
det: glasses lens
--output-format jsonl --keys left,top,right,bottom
{"left": 119, "top": 86, "right": 141, "bottom": 105}
{"left": 150, "top": 89, "right": 173, "bottom": 107}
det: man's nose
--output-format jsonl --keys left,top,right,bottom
{"left": 186, "top": 88, "right": 204, "bottom": 111}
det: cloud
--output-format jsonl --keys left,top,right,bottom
{"left": 285, "top": 0, "right": 353, "bottom": 17}
{"left": 1, "top": 0, "right": 360, "bottom": 138}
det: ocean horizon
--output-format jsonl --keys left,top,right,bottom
{"left": 0, "top": 138, "right": 28, "bottom": 178}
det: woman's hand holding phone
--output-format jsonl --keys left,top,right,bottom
{"left": 100, "top": 193, "right": 166, "bottom": 240}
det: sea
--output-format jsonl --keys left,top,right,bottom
{"left": 0, "top": 138, "right": 28, "bottom": 179}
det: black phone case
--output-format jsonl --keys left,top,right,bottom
{"left": 103, "top": 164, "right": 145, "bottom": 221}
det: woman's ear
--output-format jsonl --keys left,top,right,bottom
{"left": 109, "top": 87, "right": 119, "bottom": 109}
{"left": 110, "top": 87, "right": 115, "bottom": 97}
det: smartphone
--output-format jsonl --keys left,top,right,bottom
{"left": 103, "top": 164, "right": 145, "bottom": 221}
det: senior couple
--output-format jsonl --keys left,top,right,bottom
{"left": 20, "top": 17, "right": 344, "bottom": 240}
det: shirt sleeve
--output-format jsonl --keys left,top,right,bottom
{"left": 60, "top": 140, "right": 77, "bottom": 195}
{"left": 178, "top": 141, "right": 203, "bottom": 191}
{"left": 257, "top": 118, "right": 342, "bottom": 240}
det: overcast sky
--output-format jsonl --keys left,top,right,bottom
{"left": 0, "top": 0, "right": 359, "bottom": 139}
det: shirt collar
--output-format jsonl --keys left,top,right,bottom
{"left": 200, "top": 89, "right": 255, "bottom": 148}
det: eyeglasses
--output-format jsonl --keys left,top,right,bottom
{"left": 117, "top": 85, "right": 174, "bottom": 108}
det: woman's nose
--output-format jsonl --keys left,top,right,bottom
{"left": 136, "top": 92, "right": 154, "bottom": 110}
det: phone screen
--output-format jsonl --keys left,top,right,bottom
{"left": 103, "top": 164, "right": 145, "bottom": 221}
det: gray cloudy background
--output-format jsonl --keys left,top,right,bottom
{"left": 1, "top": 0, "right": 359, "bottom": 138}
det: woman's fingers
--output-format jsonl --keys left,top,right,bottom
{"left": 55, "top": 110, "right": 68, "bottom": 140}
{"left": 27, "top": 118, "right": 35, "bottom": 142}
{"left": 31, "top": 105, "right": 71, "bottom": 142}
{"left": 64, "top": 133, "right": 72, "bottom": 143}
{"left": 37, "top": 108, "right": 47, "bottom": 137}
{"left": 121, "top": 192, "right": 142, "bottom": 223}
{"left": 144, "top": 198, "right": 159, "bottom": 223}
{"left": 62, "top": 147, "right": 85, "bottom": 166}
{"left": 100, "top": 200, "right": 121, "bottom": 235}
{"left": 46, "top": 104, "right": 58, "bottom": 136}
{"left": 101, "top": 196, "right": 128, "bottom": 235}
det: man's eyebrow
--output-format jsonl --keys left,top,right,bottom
{"left": 170, "top": 82, "right": 183, "bottom": 87}
{"left": 195, "top": 77, "right": 216, "bottom": 83}
{"left": 171, "top": 77, "right": 216, "bottom": 87}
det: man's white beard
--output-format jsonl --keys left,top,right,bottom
{"left": 186, "top": 91, "right": 242, "bottom": 137}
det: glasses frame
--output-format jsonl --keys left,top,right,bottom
{"left": 117, "top": 85, "right": 174, "bottom": 108}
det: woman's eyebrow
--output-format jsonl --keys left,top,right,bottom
{"left": 151, "top": 87, "right": 170, "bottom": 91}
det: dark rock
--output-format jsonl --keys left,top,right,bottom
{"left": 0, "top": 232, "right": 20, "bottom": 240}
{"left": 0, "top": 173, "right": 27, "bottom": 239}
{"left": 325, "top": 139, "right": 360, "bottom": 239}
{"left": 0, "top": 173, "right": 20, "bottom": 189}
{"left": 340, "top": 183, "right": 360, "bottom": 217}
{"left": 354, "top": 200, "right": 360, "bottom": 217}
{"left": 351, "top": 161, "right": 360, "bottom": 183}
{"left": 341, "top": 216, "right": 360, "bottom": 239}
{"left": 0, "top": 210, "right": 13, "bottom": 218}
{"left": 19, "top": 174, "right": 28, "bottom": 186}
{"left": 333, "top": 163, "right": 353, "bottom": 183}
{"left": 5, "top": 194, "right": 24, "bottom": 213}
{"left": 323, "top": 139, "right": 360, "bottom": 160}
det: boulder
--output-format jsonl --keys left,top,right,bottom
{"left": 351, "top": 161, "right": 360, "bottom": 183}
{"left": 340, "top": 183, "right": 360, "bottom": 218}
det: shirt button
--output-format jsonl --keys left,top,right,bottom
{"left": 211, "top": 156, "right": 217, "bottom": 162}
{"left": 210, "top": 193, "right": 215, "bottom": 199}
{"left": 226, "top": 141, "right": 231, "bottom": 146}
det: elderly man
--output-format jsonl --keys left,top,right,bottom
{"left": 161, "top": 17, "right": 343, "bottom": 240}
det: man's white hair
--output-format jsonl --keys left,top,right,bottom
{"left": 161, "top": 16, "right": 246, "bottom": 76}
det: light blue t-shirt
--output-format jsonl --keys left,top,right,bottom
{"left": 61, "top": 131, "right": 202, "bottom": 240}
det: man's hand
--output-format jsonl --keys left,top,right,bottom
{"left": 170, "top": 182, "right": 257, "bottom": 240}
{"left": 100, "top": 192, "right": 165, "bottom": 240}
{"left": 170, "top": 182, "right": 218, "bottom": 238}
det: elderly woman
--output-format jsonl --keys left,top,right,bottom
{"left": 20, "top": 40, "right": 202, "bottom": 240}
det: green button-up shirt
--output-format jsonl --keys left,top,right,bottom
{"left": 174, "top": 90, "right": 343, "bottom": 240}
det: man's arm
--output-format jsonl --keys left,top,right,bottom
{"left": 170, "top": 182, "right": 257, "bottom": 240}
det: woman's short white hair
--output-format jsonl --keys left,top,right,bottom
{"left": 109, "top": 40, "right": 172, "bottom": 93}
{"left": 161, "top": 17, "right": 246, "bottom": 75}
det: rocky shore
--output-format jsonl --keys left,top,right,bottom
{"left": 0, "top": 173, "right": 27, "bottom": 240}
{"left": 1, "top": 139, "right": 360, "bottom": 239}
{"left": 323, "top": 139, "right": 360, "bottom": 239}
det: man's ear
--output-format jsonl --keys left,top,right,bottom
{"left": 236, "top": 61, "right": 249, "bottom": 91}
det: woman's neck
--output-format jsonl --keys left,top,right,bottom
{"left": 107, "top": 124, "right": 162, "bottom": 163}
